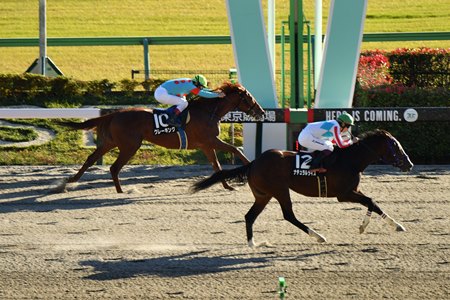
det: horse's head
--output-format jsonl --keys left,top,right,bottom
{"left": 364, "top": 130, "right": 414, "bottom": 172}
{"left": 219, "top": 82, "right": 265, "bottom": 120}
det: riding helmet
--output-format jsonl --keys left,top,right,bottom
{"left": 193, "top": 74, "right": 208, "bottom": 87}
{"left": 337, "top": 112, "right": 355, "bottom": 126}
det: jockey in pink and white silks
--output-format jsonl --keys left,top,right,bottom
{"left": 297, "top": 112, "right": 359, "bottom": 171}
{"left": 154, "top": 74, "right": 225, "bottom": 127}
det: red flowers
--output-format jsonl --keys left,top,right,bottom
{"left": 357, "top": 50, "right": 392, "bottom": 89}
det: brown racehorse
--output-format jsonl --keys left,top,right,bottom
{"left": 191, "top": 129, "right": 414, "bottom": 246}
{"left": 58, "top": 82, "right": 264, "bottom": 193}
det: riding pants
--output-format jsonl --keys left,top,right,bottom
{"left": 154, "top": 86, "right": 189, "bottom": 112}
{"left": 298, "top": 131, "right": 334, "bottom": 152}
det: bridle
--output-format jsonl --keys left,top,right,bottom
{"left": 235, "top": 88, "right": 259, "bottom": 116}
{"left": 207, "top": 87, "right": 258, "bottom": 122}
{"left": 352, "top": 132, "right": 405, "bottom": 168}
{"left": 382, "top": 137, "right": 407, "bottom": 169}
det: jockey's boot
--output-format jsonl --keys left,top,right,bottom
{"left": 167, "top": 109, "right": 182, "bottom": 127}
{"left": 310, "top": 150, "right": 332, "bottom": 171}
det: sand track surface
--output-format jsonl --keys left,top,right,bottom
{"left": 0, "top": 165, "right": 449, "bottom": 299}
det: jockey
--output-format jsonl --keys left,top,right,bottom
{"left": 297, "top": 112, "right": 359, "bottom": 171}
{"left": 154, "top": 74, "right": 225, "bottom": 127}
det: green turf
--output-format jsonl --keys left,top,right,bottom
{"left": 1, "top": 0, "right": 449, "bottom": 82}
{"left": 0, "top": 126, "right": 38, "bottom": 142}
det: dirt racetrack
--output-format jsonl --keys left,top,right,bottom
{"left": 0, "top": 164, "right": 449, "bottom": 299}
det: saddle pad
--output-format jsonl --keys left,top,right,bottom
{"left": 152, "top": 108, "right": 189, "bottom": 149}
{"left": 153, "top": 107, "right": 190, "bottom": 136}
{"left": 293, "top": 153, "right": 317, "bottom": 176}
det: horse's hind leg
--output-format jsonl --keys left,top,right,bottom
{"left": 68, "top": 145, "right": 113, "bottom": 183}
{"left": 337, "top": 191, "right": 406, "bottom": 233}
{"left": 275, "top": 190, "right": 326, "bottom": 243}
{"left": 110, "top": 142, "right": 141, "bottom": 193}
{"left": 245, "top": 194, "right": 271, "bottom": 247}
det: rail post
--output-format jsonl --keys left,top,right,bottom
{"left": 143, "top": 38, "right": 150, "bottom": 83}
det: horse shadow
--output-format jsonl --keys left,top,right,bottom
{"left": 80, "top": 248, "right": 339, "bottom": 281}
{"left": 0, "top": 195, "right": 132, "bottom": 214}
{"left": 80, "top": 250, "right": 270, "bottom": 280}
{"left": 114, "top": 165, "right": 214, "bottom": 184}
{"left": 0, "top": 175, "right": 132, "bottom": 213}
{"left": 0, "top": 165, "right": 215, "bottom": 213}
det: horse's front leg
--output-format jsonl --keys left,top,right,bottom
{"left": 201, "top": 148, "right": 234, "bottom": 190}
{"left": 337, "top": 191, "right": 406, "bottom": 233}
{"left": 210, "top": 138, "right": 250, "bottom": 165}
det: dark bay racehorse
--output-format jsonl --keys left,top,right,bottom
{"left": 58, "top": 82, "right": 264, "bottom": 193}
{"left": 192, "top": 129, "right": 414, "bottom": 246}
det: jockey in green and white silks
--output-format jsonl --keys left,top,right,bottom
{"left": 154, "top": 74, "right": 225, "bottom": 127}
{"left": 297, "top": 112, "right": 359, "bottom": 170}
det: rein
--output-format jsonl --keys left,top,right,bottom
{"left": 209, "top": 104, "right": 220, "bottom": 123}
{"left": 351, "top": 132, "right": 402, "bottom": 166}
{"left": 236, "top": 89, "right": 260, "bottom": 116}
{"left": 208, "top": 88, "right": 256, "bottom": 123}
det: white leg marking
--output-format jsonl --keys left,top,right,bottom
{"left": 308, "top": 228, "right": 327, "bottom": 243}
{"left": 360, "top": 211, "right": 372, "bottom": 234}
{"left": 382, "top": 213, "right": 406, "bottom": 232}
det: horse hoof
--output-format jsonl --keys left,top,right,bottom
{"left": 308, "top": 229, "right": 327, "bottom": 243}
{"left": 50, "top": 178, "right": 68, "bottom": 193}
{"left": 359, "top": 226, "right": 365, "bottom": 234}
{"left": 396, "top": 224, "right": 406, "bottom": 232}
{"left": 315, "top": 235, "right": 327, "bottom": 243}
{"left": 224, "top": 185, "right": 235, "bottom": 191}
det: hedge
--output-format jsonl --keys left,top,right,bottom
{"left": 388, "top": 48, "right": 449, "bottom": 88}
{"left": 354, "top": 48, "right": 450, "bottom": 164}
{"left": 0, "top": 73, "right": 164, "bottom": 107}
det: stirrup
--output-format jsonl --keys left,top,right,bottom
{"left": 167, "top": 114, "right": 181, "bottom": 127}
{"left": 309, "top": 158, "right": 323, "bottom": 170}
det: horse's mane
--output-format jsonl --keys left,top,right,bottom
{"left": 358, "top": 129, "right": 390, "bottom": 141}
{"left": 190, "top": 81, "right": 243, "bottom": 105}
{"left": 214, "top": 81, "right": 243, "bottom": 94}
{"left": 333, "top": 129, "right": 389, "bottom": 155}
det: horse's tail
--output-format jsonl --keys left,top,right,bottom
{"left": 57, "top": 114, "right": 114, "bottom": 131}
{"left": 191, "top": 163, "right": 252, "bottom": 193}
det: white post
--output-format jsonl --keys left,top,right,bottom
{"left": 314, "top": 0, "right": 322, "bottom": 88}
{"left": 268, "top": 0, "right": 275, "bottom": 79}
{"left": 39, "top": 0, "right": 47, "bottom": 76}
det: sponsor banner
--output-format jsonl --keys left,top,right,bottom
{"left": 99, "top": 108, "right": 287, "bottom": 123}
{"left": 309, "top": 107, "right": 450, "bottom": 123}
{"left": 221, "top": 108, "right": 286, "bottom": 123}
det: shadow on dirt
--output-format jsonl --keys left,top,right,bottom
{"left": 0, "top": 194, "right": 133, "bottom": 213}
{"left": 81, "top": 250, "right": 270, "bottom": 280}
{"left": 80, "top": 249, "right": 337, "bottom": 280}
{"left": 0, "top": 165, "right": 216, "bottom": 213}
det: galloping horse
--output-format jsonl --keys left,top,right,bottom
{"left": 59, "top": 82, "right": 264, "bottom": 193}
{"left": 192, "top": 129, "right": 414, "bottom": 246}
